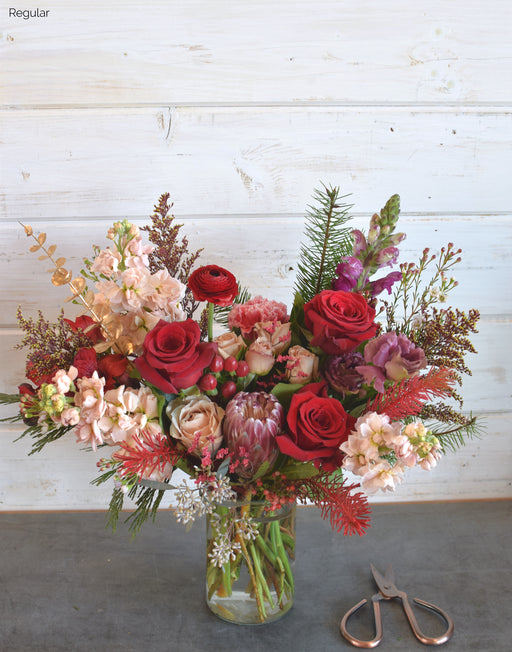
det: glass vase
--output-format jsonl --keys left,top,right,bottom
{"left": 205, "top": 500, "right": 296, "bottom": 625}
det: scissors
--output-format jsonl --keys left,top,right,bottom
{"left": 340, "top": 564, "right": 454, "bottom": 648}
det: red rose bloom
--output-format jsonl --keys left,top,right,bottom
{"left": 276, "top": 381, "right": 354, "bottom": 471}
{"left": 304, "top": 290, "right": 377, "bottom": 355}
{"left": 134, "top": 319, "right": 217, "bottom": 394}
{"left": 188, "top": 265, "right": 238, "bottom": 306}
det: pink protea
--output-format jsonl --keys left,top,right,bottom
{"left": 223, "top": 391, "right": 283, "bottom": 479}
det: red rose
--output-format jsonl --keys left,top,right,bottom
{"left": 188, "top": 265, "right": 238, "bottom": 306}
{"left": 276, "top": 381, "right": 354, "bottom": 471}
{"left": 304, "top": 290, "right": 377, "bottom": 355}
{"left": 134, "top": 319, "right": 217, "bottom": 394}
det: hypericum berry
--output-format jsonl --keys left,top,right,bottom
{"left": 198, "top": 374, "right": 217, "bottom": 391}
{"left": 236, "top": 360, "right": 250, "bottom": 377}
{"left": 209, "top": 355, "right": 224, "bottom": 373}
{"left": 223, "top": 356, "right": 238, "bottom": 373}
{"left": 221, "top": 381, "right": 237, "bottom": 399}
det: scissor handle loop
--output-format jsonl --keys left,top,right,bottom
{"left": 340, "top": 595, "right": 383, "bottom": 649}
{"left": 398, "top": 590, "right": 455, "bottom": 646}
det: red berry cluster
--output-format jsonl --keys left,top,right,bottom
{"left": 198, "top": 355, "right": 250, "bottom": 399}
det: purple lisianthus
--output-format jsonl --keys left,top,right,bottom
{"left": 322, "top": 351, "right": 365, "bottom": 397}
{"left": 332, "top": 257, "right": 364, "bottom": 292}
{"left": 357, "top": 332, "right": 427, "bottom": 393}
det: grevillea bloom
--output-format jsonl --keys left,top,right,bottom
{"left": 223, "top": 392, "right": 283, "bottom": 479}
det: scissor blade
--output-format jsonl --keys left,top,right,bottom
{"left": 371, "top": 563, "right": 397, "bottom": 597}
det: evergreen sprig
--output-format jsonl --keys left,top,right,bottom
{"left": 213, "top": 283, "right": 251, "bottom": 330}
{"left": 294, "top": 185, "right": 354, "bottom": 303}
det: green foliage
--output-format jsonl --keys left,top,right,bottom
{"left": 14, "top": 421, "right": 72, "bottom": 455}
{"left": 213, "top": 283, "right": 251, "bottom": 330}
{"left": 428, "top": 414, "right": 484, "bottom": 454}
{"left": 294, "top": 185, "right": 354, "bottom": 303}
{"left": 93, "top": 467, "right": 169, "bottom": 537}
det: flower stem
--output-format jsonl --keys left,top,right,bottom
{"left": 207, "top": 301, "right": 214, "bottom": 342}
{"left": 238, "top": 531, "right": 267, "bottom": 622}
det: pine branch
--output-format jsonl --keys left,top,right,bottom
{"left": 125, "top": 484, "right": 167, "bottom": 537}
{"left": 294, "top": 185, "right": 354, "bottom": 303}
{"left": 366, "top": 367, "right": 456, "bottom": 420}
{"left": 213, "top": 283, "right": 251, "bottom": 330}
{"left": 14, "top": 422, "right": 73, "bottom": 454}
{"left": 427, "top": 414, "right": 484, "bottom": 453}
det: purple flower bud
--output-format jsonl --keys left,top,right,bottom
{"left": 376, "top": 246, "right": 400, "bottom": 267}
{"left": 351, "top": 229, "right": 367, "bottom": 256}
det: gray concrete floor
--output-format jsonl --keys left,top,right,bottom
{"left": 0, "top": 501, "right": 510, "bottom": 651}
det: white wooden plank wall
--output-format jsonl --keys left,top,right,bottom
{"left": 1, "top": 0, "right": 511, "bottom": 510}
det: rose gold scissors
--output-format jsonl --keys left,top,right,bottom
{"left": 340, "top": 564, "right": 454, "bottom": 648}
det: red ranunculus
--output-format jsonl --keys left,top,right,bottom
{"left": 73, "top": 348, "right": 98, "bottom": 379}
{"left": 276, "top": 381, "right": 355, "bottom": 471}
{"left": 134, "top": 319, "right": 217, "bottom": 394}
{"left": 65, "top": 315, "right": 104, "bottom": 344}
{"left": 304, "top": 290, "right": 377, "bottom": 355}
{"left": 98, "top": 354, "right": 130, "bottom": 390}
{"left": 188, "top": 265, "right": 238, "bottom": 306}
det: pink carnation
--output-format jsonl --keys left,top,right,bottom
{"left": 228, "top": 296, "right": 289, "bottom": 339}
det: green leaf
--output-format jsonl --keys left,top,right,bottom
{"left": 270, "top": 382, "right": 304, "bottom": 410}
{"left": 280, "top": 461, "right": 320, "bottom": 480}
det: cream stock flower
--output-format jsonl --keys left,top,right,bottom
{"left": 90, "top": 248, "right": 122, "bottom": 277}
{"left": 52, "top": 366, "right": 78, "bottom": 395}
{"left": 99, "top": 385, "right": 162, "bottom": 445}
{"left": 167, "top": 394, "right": 225, "bottom": 456}
{"left": 145, "top": 269, "right": 186, "bottom": 312}
{"left": 73, "top": 372, "right": 107, "bottom": 450}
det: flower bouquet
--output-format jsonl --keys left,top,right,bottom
{"left": 1, "top": 187, "right": 481, "bottom": 624}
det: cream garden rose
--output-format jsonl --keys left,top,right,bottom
{"left": 166, "top": 394, "right": 225, "bottom": 456}
{"left": 285, "top": 345, "right": 319, "bottom": 384}
{"left": 214, "top": 331, "right": 245, "bottom": 360}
